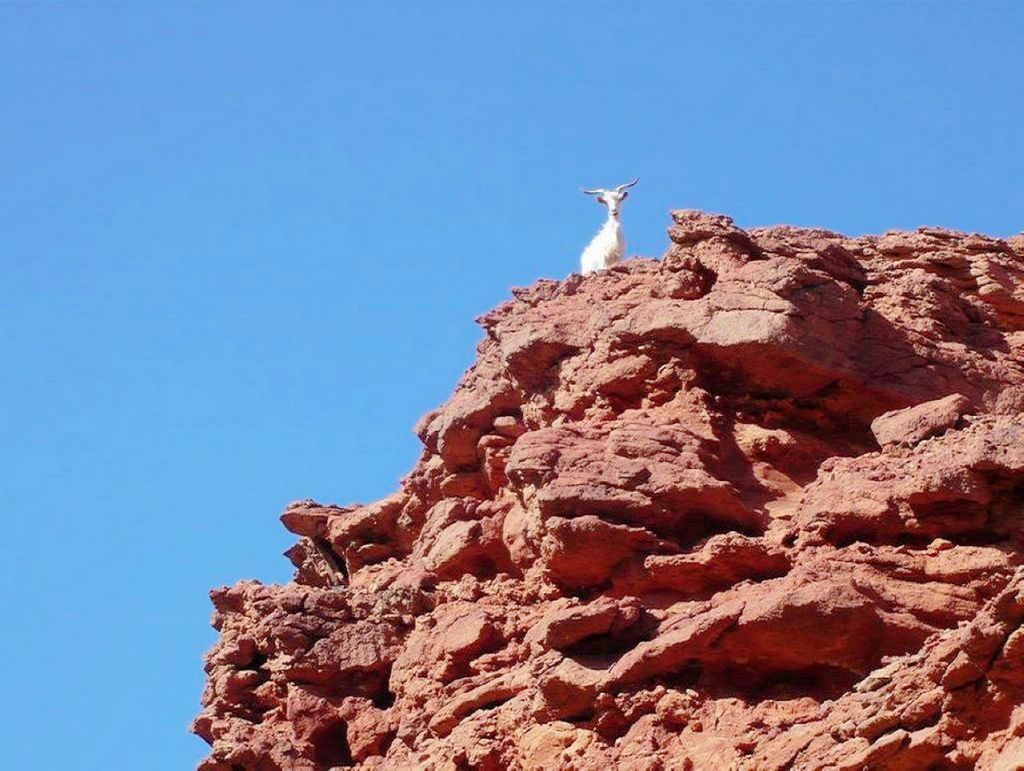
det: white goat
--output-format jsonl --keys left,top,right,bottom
{"left": 579, "top": 178, "right": 638, "bottom": 274}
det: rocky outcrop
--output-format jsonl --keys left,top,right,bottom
{"left": 194, "top": 211, "right": 1024, "bottom": 770}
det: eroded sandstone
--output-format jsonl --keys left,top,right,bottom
{"left": 195, "top": 212, "right": 1024, "bottom": 770}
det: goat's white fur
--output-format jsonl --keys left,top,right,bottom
{"left": 579, "top": 178, "right": 637, "bottom": 274}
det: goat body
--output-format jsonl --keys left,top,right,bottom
{"left": 580, "top": 216, "right": 625, "bottom": 274}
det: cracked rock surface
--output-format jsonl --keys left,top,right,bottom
{"left": 194, "top": 211, "right": 1024, "bottom": 770}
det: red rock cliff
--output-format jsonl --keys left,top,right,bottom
{"left": 194, "top": 211, "right": 1024, "bottom": 770}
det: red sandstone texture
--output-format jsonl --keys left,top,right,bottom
{"left": 194, "top": 211, "right": 1024, "bottom": 770}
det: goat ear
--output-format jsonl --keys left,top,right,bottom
{"left": 597, "top": 197, "right": 606, "bottom": 204}
{"left": 621, "top": 191, "right": 629, "bottom": 199}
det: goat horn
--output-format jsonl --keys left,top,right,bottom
{"left": 581, "top": 187, "right": 603, "bottom": 195}
{"left": 616, "top": 178, "right": 639, "bottom": 192}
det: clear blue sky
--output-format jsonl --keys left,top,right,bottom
{"left": 1, "top": 2, "right": 1021, "bottom": 768}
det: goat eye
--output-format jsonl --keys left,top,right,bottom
{"left": 622, "top": 191, "right": 629, "bottom": 199}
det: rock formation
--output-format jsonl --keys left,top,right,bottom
{"left": 194, "top": 211, "right": 1024, "bottom": 770}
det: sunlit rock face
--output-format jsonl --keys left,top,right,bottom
{"left": 194, "top": 212, "right": 1024, "bottom": 770}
